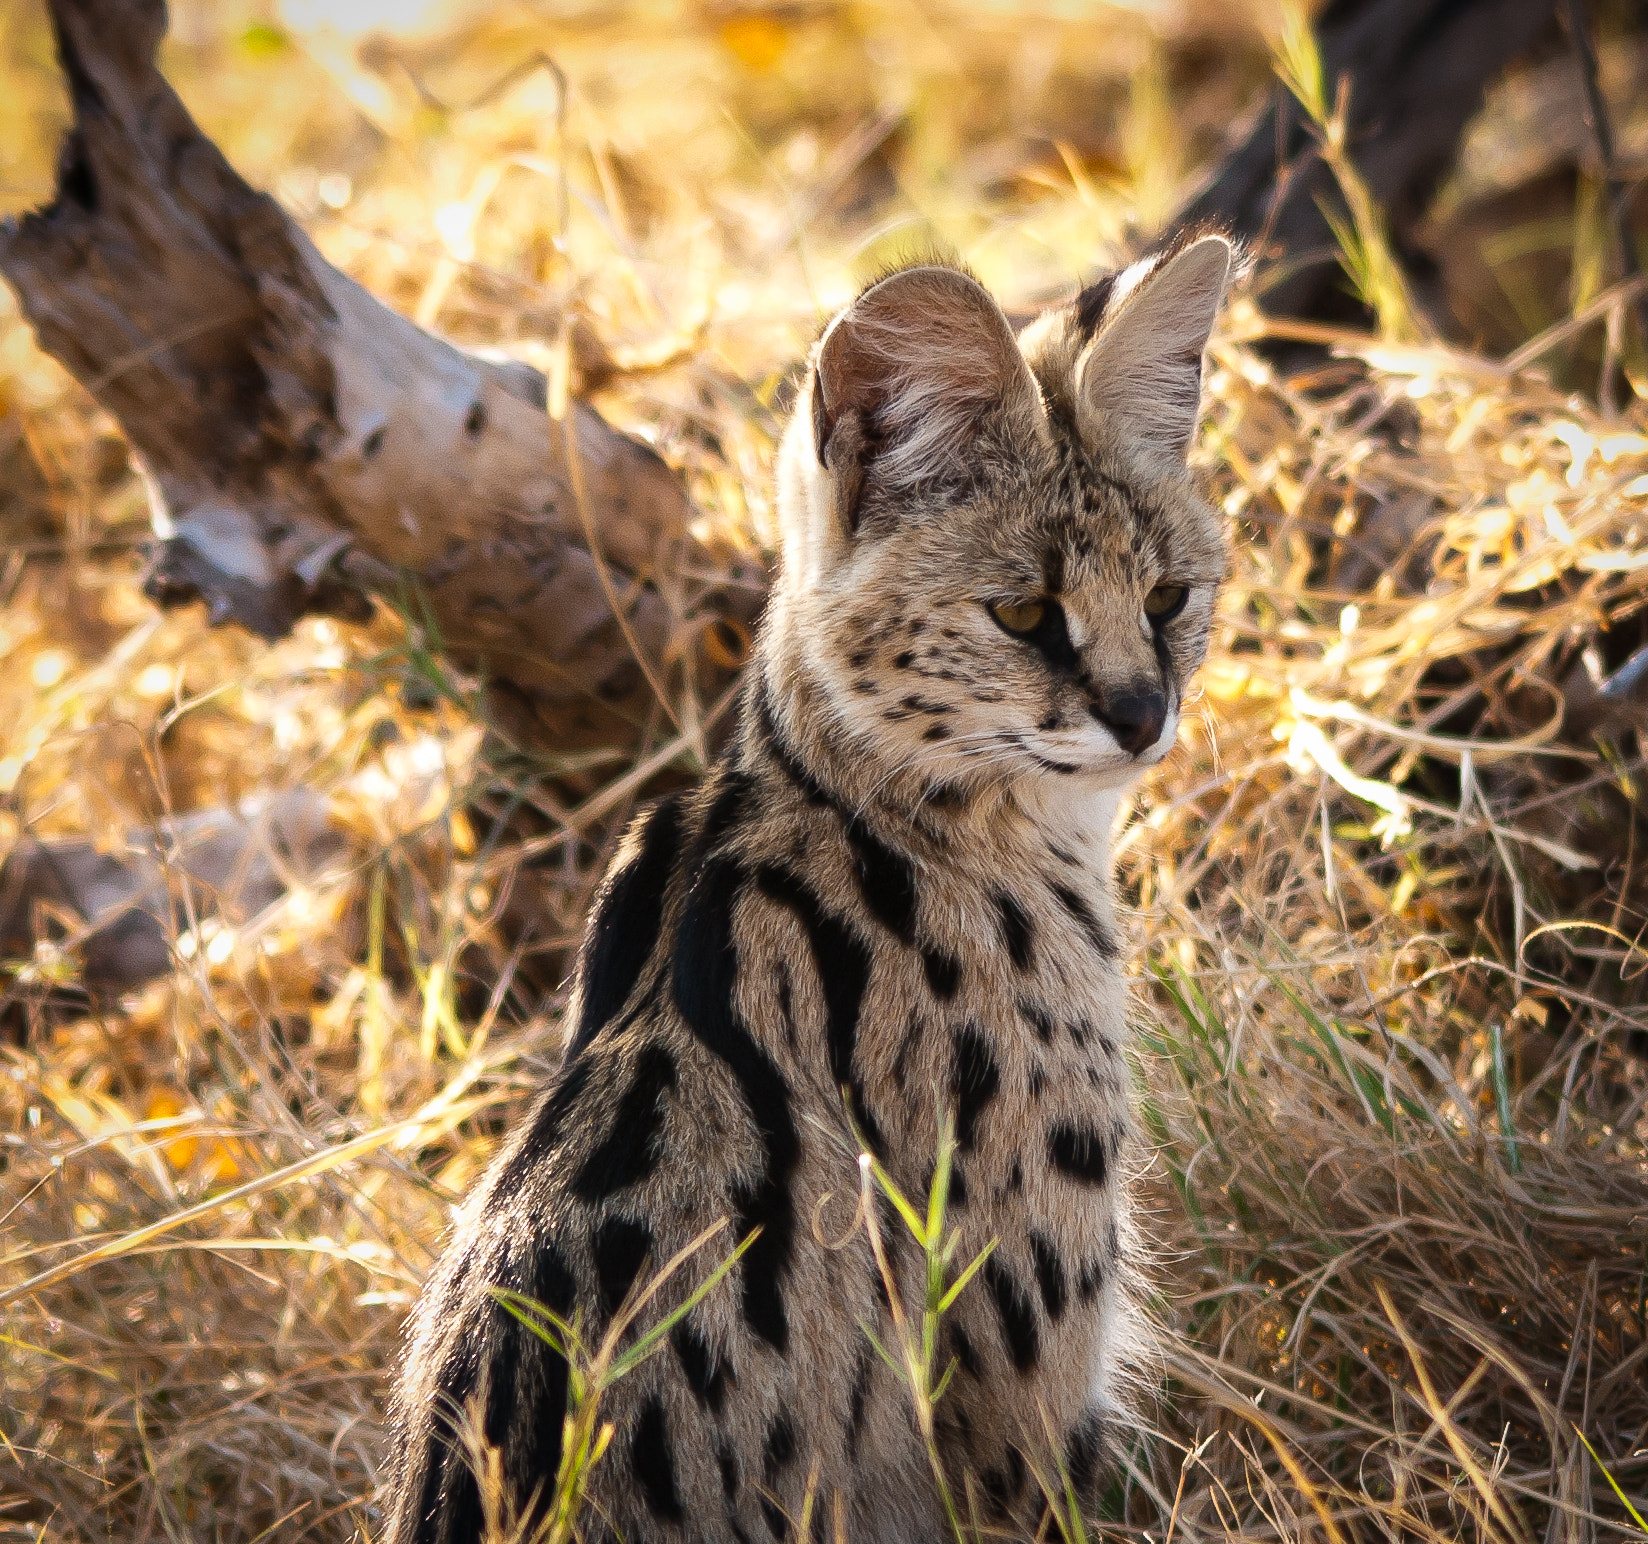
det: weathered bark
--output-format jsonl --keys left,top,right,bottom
{"left": 0, "top": 0, "right": 757, "bottom": 754}
{"left": 1176, "top": 0, "right": 1560, "bottom": 325}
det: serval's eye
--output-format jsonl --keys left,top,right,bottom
{"left": 1144, "top": 583, "right": 1187, "bottom": 623}
{"left": 989, "top": 598, "right": 1047, "bottom": 635}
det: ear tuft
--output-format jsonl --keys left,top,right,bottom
{"left": 811, "top": 265, "right": 1037, "bottom": 529}
{"left": 1075, "top": 234, "right": 1234, "bottom": 472}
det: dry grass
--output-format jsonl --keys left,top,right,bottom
{"left": 2, "top": 1, "right": 1647, "bottom": 1541}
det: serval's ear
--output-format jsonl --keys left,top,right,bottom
{"left": 1075, "top": 234, "right": 1233, "bottom": 473}
{"left": 811, "top": 265, "right": 1039, "bottom": 534}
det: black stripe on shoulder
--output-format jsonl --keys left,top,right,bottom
{"left": 762, "top": 1412, "right": 797, "bottom": 1479}
{"left": 696, "top": 766, "right": 755, "bottom": 860}
{"left": 757, "top": 681, "right": 924, "bottom": 949}
{"left": 571, "top": 1043, "right": 678, "bottom": 1201}
{"left": 406, "top": 1330, "right": 484, "bottom": 1544}
{"left": 671, "top": 854, "right": 799, "bottom": 1353}
{"left": 845, "top": 1345, "right": 874, "bottom": 1459}
{"left": 569, "top": 793, "right": 685, "bottom": 1058}
{"left": 755, "top": 862, "right": 884, "bottom": 1159}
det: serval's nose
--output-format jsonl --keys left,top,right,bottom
{"left": 1090, "top": 684, "right": 1167, "bottom": 756}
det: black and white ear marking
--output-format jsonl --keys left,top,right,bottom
{"left": 1075, "top": 234, "right": 1233, "bottom": 472}
{"left": 809, "top": 265, "right": 1040, "bottom": 534}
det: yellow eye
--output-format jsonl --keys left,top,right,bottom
{"left": 990, "top": 598, "right": 1047, "bottom": 634}
{"left": 1144, "top": 583, "right": 1187, "bottom": 621}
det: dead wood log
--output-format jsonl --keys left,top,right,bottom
{"left": 1176, "top": 0, "right": 1560, "bottom": 326}
{"left": 0, "top": 0, "right": 755, "bottom": 755}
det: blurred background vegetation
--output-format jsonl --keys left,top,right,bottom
{"left": 2, "top": 1, "right": 1647, "bottom": 1541}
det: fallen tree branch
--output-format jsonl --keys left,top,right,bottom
{"left": 0, "top": 0, "right": 757, "bottom": 753}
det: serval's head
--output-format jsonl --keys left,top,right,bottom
{"left": 769, "top": 234, "right": 1234, "bottom": 798}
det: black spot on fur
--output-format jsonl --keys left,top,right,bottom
{"left": 894, "top": 651, "right": 914, "bottom": 668}
{"left": 1019, "top": 999, "right": 1054, "bottom": 1042}
{"left": 473, "top": 1238, "right": 578, "bottom": 1526}
{"left": 923, "top": 723, "right": 949, "bottom": 741}
{"left": 631, "top": 1397, "right": 685, "bottom": 1520}
{"left": 756, "top": 863, "right": 883, "bottom": 1157}
{"left": 570, "top": 794, "right": 684, "bottom": 1057}
{"left": 672, "top": 1316, "right": 731, "bottom": 1414}
{"left": 948, "top": 1161, "right": 969, "bottom": 1208}
{"left": 981, "top": 1450, "right": 1027, "bottom": 1520}
{"left": 1051, "top": 882, "right": 1118, "bottom": 960}
{"left": 1006, "top": 1446, "right": 1027, "bottom": 1504}
{"left": 593, "top": 1215, "right": 653, "bottom": 1319}
{"left": 846, "top": 1348, "right": 873, "bottom": 1458}
{"left": 985, "top": 1257, "right": 1040, "bottom": 1373}
{"left": 763, "top": 1413, "right": 797, "bottom": 1478}
{"left": 1030, "top": 1232, "right": 1067, "bottom": 1321}
{"left": 951, "top": 1024, "right": 1000, "bottom": 1150}
{"left": 760, "top": 1496, "right": 789, "bottom": 1540}
{"left": 1049, "top": 1123, "right": 1109, "bottom": 1186}
{"left": 572, "top": 1044, "right": 678, "bottom": 1200}
{"left": 843, "top": 827, "right": 919, "bottom": 946}
{"left": 946, "top": 1323, "right": 983, "bottom": 1379}
{"left": 411, "top": 1325, "right": 484, "bottom": 1543}
{"left": 923, "top": 948, "right": 961, "bottom": 998}
{"left": 1065, "top": 1411, "right": 1105, "bottom": 1499}
{"left": 717, "top": 1439, "right": 741, "bottom": 1498}
{"left": 1078, "top": 1258, "right": 1105, "bottom": 1301}
{"left": 499, "top": 1056, "right": 593, "bottom": 1190}
{"left": 995, "top": 892, "right": 1034, "bottom": 971}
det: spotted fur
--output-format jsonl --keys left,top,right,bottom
{"left": 384, "top": 235, "right": 1235, "bottom": 1544}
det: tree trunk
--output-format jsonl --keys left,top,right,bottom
{"left": 1176, "top": 0, "right": 1559, "bottom": 325}
{"left": 0, "top": 0, "right": 759, "bottom": 757}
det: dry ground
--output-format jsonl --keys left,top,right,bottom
{"left": 2, "top": 2, "right": 1647, "bottom": 1540}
